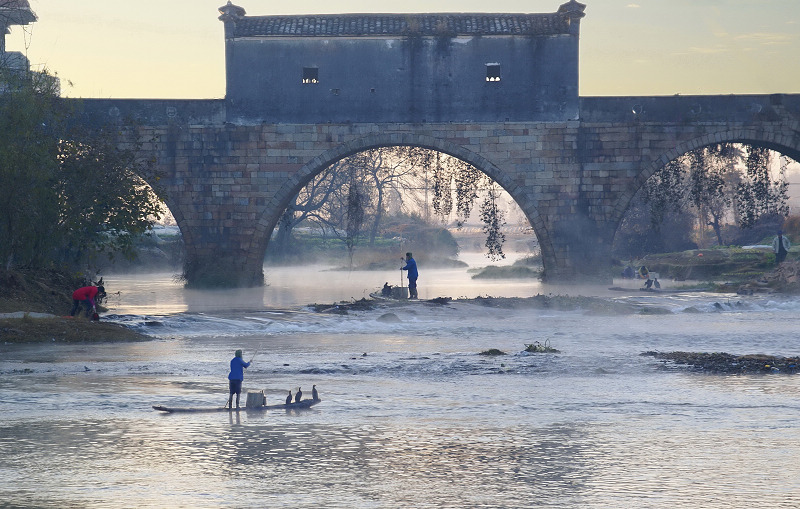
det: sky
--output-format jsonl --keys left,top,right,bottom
{"left": 4, "top": 0, "right": 799, "bottom": 99}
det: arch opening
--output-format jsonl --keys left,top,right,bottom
{"left": 262, "top": 143, "right": 544, "bottom": 281}
{"left": 612, "top": 141, "right": 800, "bottom": 274}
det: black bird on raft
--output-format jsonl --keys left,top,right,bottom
{"left": 312, "top": 385, "right": 319, "bottom": 401}
{"left": 285, "top": 391, "right": 292, "bottom": 405}
{"left": 295, "top": 387, "right": 302, "bottom": 402}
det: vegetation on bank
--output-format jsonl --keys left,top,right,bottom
{"left": 1, "top": 68, "right": 164, "bottom": 281}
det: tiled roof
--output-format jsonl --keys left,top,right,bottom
{"left": 229, "top": 13, "right": 572, "bottom": 38}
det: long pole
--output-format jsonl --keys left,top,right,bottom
{"left": 400, "top": 257, "right": 404, "bottom": 289}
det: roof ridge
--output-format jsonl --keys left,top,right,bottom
{"left": 227, "top": 12, "right": 571, "bottom": 38}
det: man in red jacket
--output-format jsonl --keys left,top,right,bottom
{"left": 70, "top": 285, "right": 105, "bottom": 318}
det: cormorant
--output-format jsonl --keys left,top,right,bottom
{"left": 295, "top": 387, "right": 302, "bottom": 402}
{"left": 285, "top": 391, "right": 292, "bottom": 405}
{"left": 312, "top": 384, "right": 319, "bottom": 401}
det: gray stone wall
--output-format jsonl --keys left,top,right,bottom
{"left": 224, "top": 34, "right": 579, "bottom": 124}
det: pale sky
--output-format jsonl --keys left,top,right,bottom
{"left": 5, "top": 0, "right": 800, "bottom": 99}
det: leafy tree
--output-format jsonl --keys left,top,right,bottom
{"left": 614, "top": 191, "right": 696, "bottom": 258}
{"left": 0, "top": 67, "right": 164, "bottom": 272}
{"left": 0, "top": 69, "right": 64, "bottom": 269}
{"left": 56, "top": 125, "right": 164, "bottom": 267}
{"left": 430, "top": 152, "right": 483, "bottom": 226}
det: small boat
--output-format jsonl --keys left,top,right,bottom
{"left": 370, "top": 283, "right": 409, "bottom": 301}
{"left": 153, "top": 398, "right": 321, "bottom": 414}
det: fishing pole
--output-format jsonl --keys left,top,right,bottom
{"left": 400, "top": 256, "right": 404, "bottom": 289}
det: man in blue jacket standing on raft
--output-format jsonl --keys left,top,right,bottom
{"left": 227, "top": 349, "right": 251, "bottom": 409}
{"left": 401, "top": 252, "right": 419, "bottom": 299}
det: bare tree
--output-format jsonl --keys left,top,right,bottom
{"left": 273, "top": 146, "right": 511, "bottom": 260}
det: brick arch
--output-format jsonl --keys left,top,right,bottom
{"left": 247, "top": 131, "right": 553, "bottom": 271}
{"left": 611, "top": 124, "right": 800, "bottom": 236}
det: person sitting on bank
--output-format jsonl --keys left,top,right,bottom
{"left": 772, "top": 231, "right": 791, "bottom": 264}
{"left": 227, "top": 349, "right": 251, "bottom": 409}
{"left": 70, "top": 285, "right": 105, "bottom": 318}
{"left": 401, "top": 252, "right": 419, "bottom": 299}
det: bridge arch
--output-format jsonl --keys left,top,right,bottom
{"left": 610, "top": 125, "right": 800, "bottom": 249}
{"left": 612, "top": 125, "right": 800, "bottom": 229}
{"left": 247, "top": 131, "right": 553, "bottom": 274}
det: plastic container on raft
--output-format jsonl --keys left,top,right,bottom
{"left": 245, "top": 391, "right": 266, "bottom": 408}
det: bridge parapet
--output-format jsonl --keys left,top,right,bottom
{"left": 69, "top": 98, "right": 226, "bottom": 127}
{"left": 580, "top": 94, "right": 800, "bottom": 124}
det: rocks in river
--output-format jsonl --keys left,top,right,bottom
{"left": 642, "top": 351, "right": 800, "bottom": 374}
{"left": 376, "top": 313, "right": 401, "bottom": 323}
{"left": 524, "top": 341, "right": 560, "bottom": 353}
{"left": 479, "top": 348, "right": 507, "bottom": 356}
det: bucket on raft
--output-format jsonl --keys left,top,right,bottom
{"left": 245, "top": 391, "right": 266, "bottom": 408}
{"left": 391, "top": 287, "right": 409, "bottom": 300}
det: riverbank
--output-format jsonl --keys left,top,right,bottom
{"left": 1, "top": 315, "right": 148, "bottom": 343}
{"left": 0, "top": 269, "right": 148, "bottom": 344}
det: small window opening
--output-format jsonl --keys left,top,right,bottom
{"left": 302, "top": 67, "right": 319, "bottom": 84}
{"left": 485, "top": 63, "right": 501, "bottom": 82}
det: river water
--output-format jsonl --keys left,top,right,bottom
{"left": 2, "top": 258, "right": 800, "bottom": 508}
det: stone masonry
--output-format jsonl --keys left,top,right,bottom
{"left": 80, "top": 93, "right": 800, "bottom": 287}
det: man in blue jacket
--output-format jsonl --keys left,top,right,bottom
{"left": 227, "top": 349, "right": 251, "bottom": 409}
{"left": 401, "top": 252, "right": 419, "bottom": 299}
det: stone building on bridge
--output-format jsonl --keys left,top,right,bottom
{"left": 219, "top": 1, "right": 584, "bottom": 124}
{"left": 73, "top": 1, "right": 799, "bottom": 287}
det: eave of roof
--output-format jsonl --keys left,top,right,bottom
{"left": 229, "top": 13, "right": 572, "bottom": 38}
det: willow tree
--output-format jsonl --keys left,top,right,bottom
{"left": 643, "top": 143, "right": 788, "bottom": 246}
{"left": 735, "top": 146, "right": 789, "bottom": 229}
{"left": 429, "top": 152, "right": 507, "bottom": 260}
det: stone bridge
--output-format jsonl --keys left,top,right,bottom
{"left": 78, "top": 94, "right": 800, "bottom": 287}
{"left": 68, "top": 2, "right": 800, "bottom": 287}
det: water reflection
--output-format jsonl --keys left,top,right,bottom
{"left": 103, "top": 261, "right": 548, "bottom": 315}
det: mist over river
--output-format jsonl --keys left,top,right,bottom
{"left": 2, "top": 259, "right": 800, "bottom": 508}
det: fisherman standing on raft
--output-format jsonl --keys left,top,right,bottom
{"left": 401, "top": 252, "right": 419, "bottom": 299}
{"left": 227, "top": 349, "right": 251, "bottom": 409}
